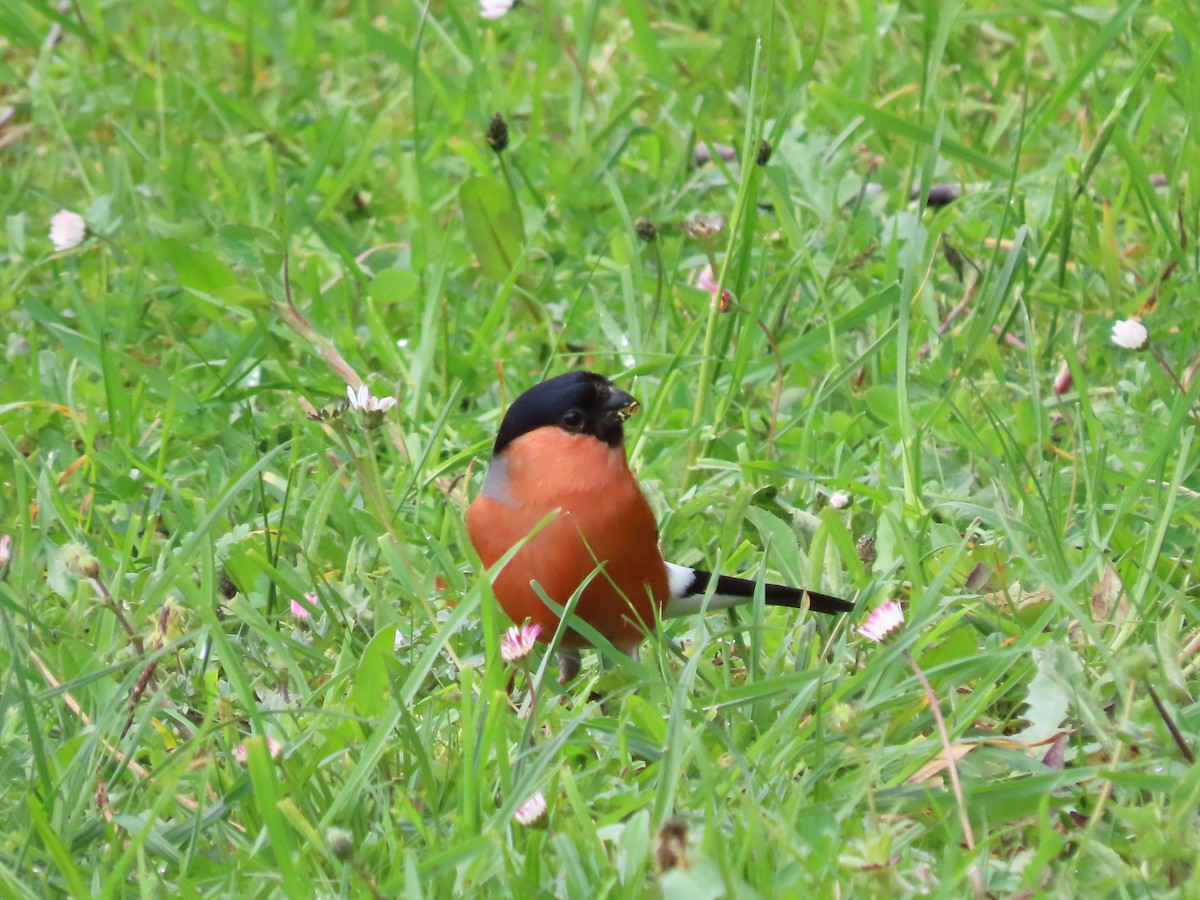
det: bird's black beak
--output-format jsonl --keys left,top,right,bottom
{"left": 605, "top": 388, "right": 639, "bottom": 421}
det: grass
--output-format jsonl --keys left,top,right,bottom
{"left": 1, "top": 0, "right": 1198, "bottom": 895}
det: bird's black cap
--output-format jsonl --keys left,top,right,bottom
{"left": 492, "top": 371, "right": 638, "bottom": 456}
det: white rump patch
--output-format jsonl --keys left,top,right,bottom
{"left": 665, "top": 562, "right": 697, "bottom": 599}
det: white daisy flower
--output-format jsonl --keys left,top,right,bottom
{"left": 1110, "top": 319, "right": 1148, "bottom": 350}
{"left": 480, "top": 0, "right": 515, "bottom": 19}
{"left": 49, "top": 210, "right": 86, "bottom": 252}
{"left": 347, "top": 384, "right": 397, "bottom": 414}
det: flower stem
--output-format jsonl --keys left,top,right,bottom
{"left": 498, "top": 155, "right": 522, "bottom": 223}
{"left": 904, "top": 649, "right": 983, "bottom": 897}
{"left": 1145, "top": 680, "right": 1195, "bottom": 763}
{"left": 1151, "top": 347, "right": 1200, "bottom": 429}
{"left": 331, "top": 420, "right": 419, "bottom": 588}
{"left": 686, "top": 40, "right": 765, "bottom": 480}
{"left": 1078, "top": 679, "right": 1135, "bottom": 849}
{"left": 648, "top": 241, "right": 664, "bottom": 329}
{"left": 90, "top": 574, "right": 143, "bottom": 655}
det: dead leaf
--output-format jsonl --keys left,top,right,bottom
{"left": 983, "top": 582, "right": 1054, "bottom": 611}
{"left": 656, "top": 817, "right": 689, "bottom": 871}
{"left": 1042, "top": 732, "right": 1068, "bottom": 770}
{"left": 1091, "top": 564, "right": 1129, "bottom": 624}
{"left": 907, "top": 743, "right": 976, "bottom": 784}
{"left": 965, "top": 562, "right": 991, "bottom": 592}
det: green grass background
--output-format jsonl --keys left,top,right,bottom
{"left": 2, "top": 0, "right": 1198, "bottom": 895}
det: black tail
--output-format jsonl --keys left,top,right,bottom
{"left": 680, "top": 568, "right": 854, "bottom": 616}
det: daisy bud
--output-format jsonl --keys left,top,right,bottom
{"left": 756, "top": 138, "right": 773, "bottom": 166}
{"left": 1111, "top": 319, "right": 1148, "bottom": 350}
{"left": 655, "top": 817, "right": 689, "bottom": 871}
{"left": 684, "top": 213, "right": 725, "bottom": 240}
{"left": 856, "top": 535, "right": 877, "bottom": 565}
{"left": 513, "top": 791, "right": 547, "bottom": 826}
{"left": 913, "top": 183, "right": 960, "bottom": 208}
{"left": 0, "top": 534, "right": 10, "bottom": 568}
{"left": 829, "top": 490, "right": 851, "bottom": 510}
{"left": 325, "top": 827, "right": 355, "bottom": 861}
{"left": 942, "top": 238, "right": 965, "bottom": 282}
{"left": 486, "top": 113, "right": 509, "bottom": 153}
{"left": 1052, "top": 361, "right": 1073, "bottom": 396}
{"left": 62, "top": 542, "right": 100, "bottom": 580}
{"left": 300, "top": 396, "right": 347, "bottom": 422}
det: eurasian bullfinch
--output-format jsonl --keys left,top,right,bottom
{"left": 466, "top": 371, "right": 853, "bottom": 679}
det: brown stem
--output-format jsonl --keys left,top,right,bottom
{"left": 89, "top": 575, "right": 143, "bottom": 655}
{"left": 29, "top": 651, "right": 243, "bottom": 829}
{"left": 279, "top": 252, "right": 413, "bottom": 463}
{"left": 918, "top": 271, "right": 979, "bottom": 361}
{"left": 121, "top": 605, "right": 172, "bottom": 738}
{"left": 1150, "top": 348, "right": 1200, "bottom": 429}
{"left": 1145, "top": 680, "right": 1195, "bottom": 764}
{"left": 904, "top": 649, "right": 984, "bottom": 898}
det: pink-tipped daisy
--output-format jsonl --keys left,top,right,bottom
{"left": 0, "top": 534, "right": 10, "bottom": 567}
{"left": 233, "top": 736, "right": 284, "bottom": 763}
{"left": 500, "top": 623, "right": 541, "bottom": 662}
{"left": 1110, "top": 319, "right": 1148, "bottom": 350}
{"left": 859, "top": 601, "right": 904, "bottom": 643}
{"left": 513, "top": 791, "right": 547, "bottom": 825}
{"left": 290, "top": 593, "right": 317, "bottom": 620}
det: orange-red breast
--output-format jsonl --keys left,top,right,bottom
{"left": 466, "top": 371, "right": 852, "bottom": 677}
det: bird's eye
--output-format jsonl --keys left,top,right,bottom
{"left": 561, "top": 409, "right": 585, "bottom": 431}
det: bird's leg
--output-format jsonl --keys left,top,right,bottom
{"left": 557, "top": 648, "right": 581, "bottom": 685}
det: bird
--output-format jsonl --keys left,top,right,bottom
{"left": 466, "top": 371, "right": 854, "bottom": 680}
